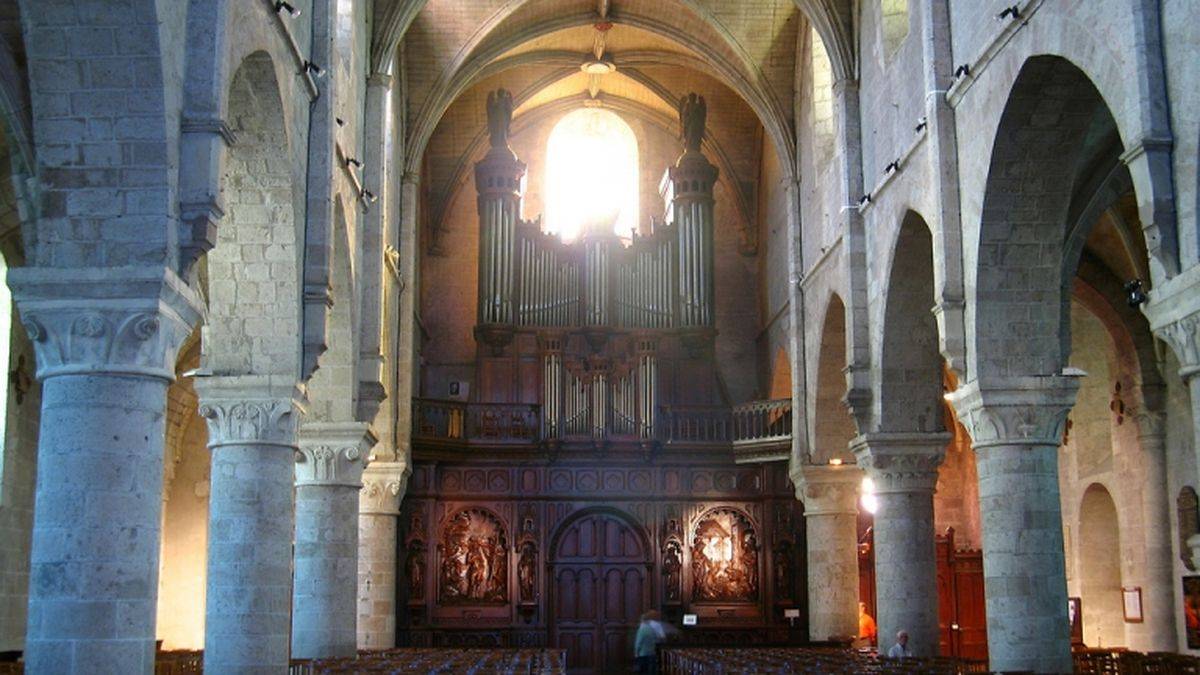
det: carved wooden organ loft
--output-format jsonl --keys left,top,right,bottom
{"left": 414, "top": 91, "right": 791, "bottom": 461}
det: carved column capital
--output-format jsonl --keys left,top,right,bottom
{"left": 360, "top": 461, "right": 409, "bottom": 515}
{"left": 8, "top": 266, "right": 203, "bottom": 381}
{"left": 851, "top": 432, "right": 950, "bottom": 493}
{"left": 1156, "top": 313, "right": 1200, "bottom": 380}
{"left": 946, "top": 375, "right": 1082, "bottom": 450}
{"left": 296, "top": 421, "right": 377, "bottom": 487}
{"left": 792, "top": 464, "right": 863, "bottom": 516}
{"left": 195, "top": 376, "right": 306, "bottom": 449}
{"left": 1134, "top": 410, "right": 1168, "bottom": 440}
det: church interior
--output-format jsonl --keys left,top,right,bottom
{"left": 0, "top": 0, "right": 1198, "bottom": 673}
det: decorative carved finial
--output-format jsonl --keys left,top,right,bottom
{"left": 486, "top": 89, "right": 515, "bottom": 149}
{"left": 678, "top": 92, "right": 706, "bottom": 153}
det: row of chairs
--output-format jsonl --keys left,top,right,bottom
{"left": 659, "top": 647, "right": 989, "bottom": 675}
{"left": 289, "top": 648, "right": 567, "bottom": 674}
{"left": 1072, "top": 647, "right": 1200, "bottom": 674}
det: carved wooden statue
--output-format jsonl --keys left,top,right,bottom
{"left": 406, "top": 543, "right": 426, "bottom": 600}
{"left": 663, "top": 540, "right": 682, "bottom": 602}
{"left": 486, "top": 89, "right": 515, "bottom": 149}
{"left": 678, "top": 92, "right": 706, "bottom": 153}
{"left": 518, "top": 543, "right": 537, "bottom": 602}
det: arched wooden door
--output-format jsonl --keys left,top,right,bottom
{"left": 551, "top": 511, "right": 650, "bottom": 674}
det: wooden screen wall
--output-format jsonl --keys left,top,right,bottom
{"left": 398, "top": 460, "right": 806, "bottom": 671}
{"left": 858, "top": 527, "right": 987, "bottom": 660}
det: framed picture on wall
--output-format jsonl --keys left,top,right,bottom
{"left": 1068, "top": 597, "right": 1083, "bottom": 645}
{"left": 1122, "top": 587, "right": 1143, "bottom": 623}
{"left": 1184, "top": 576, "right": 1200, "bottom": 648}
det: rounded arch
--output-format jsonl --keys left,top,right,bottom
{"left": 813, "top": 293, "right": 855, "bottom": 463}
{"left": 201, "top": 51, "right": 302, "bottom": 378}
{"left": 877, "top": 211, "right": 943, "bottom": 433}
{"left": 548, "top": 506, "right": 652, "bottom": 564}
{"left": 971, "top": 55, "right": 1126, "bottom": 380}
{"left": 401, "top": 5, "right": 795, "bottom": 180}
{"left": 1078, "top": 482, "right": 1125, "bottom": 647}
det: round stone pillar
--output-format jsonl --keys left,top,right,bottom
{"left": 853, "top": 433, "right": 949, "bottom": 658}
{"left": 794, "top": 464, "right": 862, "bottom": 642}
{"left": 196, "top": 377, "right": 304, "bottom": 674}
{"left": 292, "top": 422, "right": 375, "bottom": 658}
{"left": 9, "top": 268, "right": 201, "bottom": 674}
{"left": 1134, "top": 410, "right": 1176, "bottom": 651}
{"left": 948, "top": 376, "right": 1080, "bottom": 673}
{"left": 357, "top": 461, "right": 407, "bottom": 649}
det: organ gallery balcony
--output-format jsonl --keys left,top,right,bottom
{"left": 411, "top": 397, "right": 791, "bottom": 463}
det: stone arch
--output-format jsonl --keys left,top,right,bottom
{"left": 813, "top": 293, "right": 855, "bottom": 463}
{"left": 400, "top": 3, "right": 796, "bottom": 180}
{"left": 201, "top": 52, "right": 301, "bottom": 378}
{"left": 1078, "top": 482, "right": 1125, "bottom": 647}
{"left": 876, "top": 211, "right": 943, "bottom": 433}
{"left": 305, "top": 199, "right": 358, "bottom": 422}
{"left": 971, "top": 55, "right": 1129, "bottom": 380}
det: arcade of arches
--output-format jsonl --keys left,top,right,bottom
{"left": 0, "top": 1, "right": 1198, "bottom": 674}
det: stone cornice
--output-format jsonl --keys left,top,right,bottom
{"left": 195, "top": 376, "right": 306, "bottom": 449}
{"left": 296, "top": 421, "right": 377, "bottom": 487}
{"left": 850, "top": 432, "right": 950, "bottom": 493}
{"left": 946, "top": 375, "right": 1082, "bottom": 450}
{"left": 1144, "top": 266, "right": 1200, "bottom": 376}
{"left": 360, "top": 461, "right": 409, "bottom": 515}
{"left": 9, "top": 266, "right": 204, "bottom": 381}
{"left": 792, "top": 463, "right": 863, "bottom": 516}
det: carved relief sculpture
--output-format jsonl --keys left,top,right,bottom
{"left": 439, "top": 509, "right": 509, "bottom": 604}
{"left": 518, "top": 542, "right": 537, "bottom": 603}
{"left": 690, "top": 508, "right": 758, "bottom": 602}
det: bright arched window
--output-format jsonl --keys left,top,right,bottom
{"left": 544, "top": 108, "right": 638, "bottom": 243}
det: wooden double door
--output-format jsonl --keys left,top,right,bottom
{"left": 551, "top": 511, "right": 650, "bottom": 674}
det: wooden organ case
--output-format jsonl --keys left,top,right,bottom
{"left": 403, "top": 91, "right": 804, "bottom": 672}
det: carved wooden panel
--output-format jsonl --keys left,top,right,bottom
{"left": 400, "top": 460, "right": 803, "bottom": 662}
{"left": 439, "top": 508, "right": 509, "bottom": 604}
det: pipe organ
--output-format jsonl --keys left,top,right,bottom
{"left": 471, "top": 90, "right": 722, "bottom": 448}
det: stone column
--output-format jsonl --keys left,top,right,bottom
{"left": 794, "top": 463, "right": 862, "bottom": 642}
{"left": 9, "top": 268, "right": 201, "bottom": 674}
{"left": 357, "top": 461, "right": 407, "bottom": 649}
{"left": 1134, "top": 411, "right": 1176, "bottom": 651}
{"left": 292, "top": 422, "right": 375, "bottom": 658}
{"left": 1154, "top": 311, "right": 1200, "bottom": 564}
{"left": 948, "top": 376, "right": 1081, "bottom": 673}
{"left": 196, "top": 376, "right": 304, "bottom": 673}
{"left": 852, "top": 433, "right": 950, "bottom": 658}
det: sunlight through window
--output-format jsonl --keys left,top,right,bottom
{"left": 544, "top": 108, "right": 638, "bottom": 243}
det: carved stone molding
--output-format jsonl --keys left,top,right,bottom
{"left": 851, "top": 432, "right": 950, "bottom": 493}
{"left": 8, "top": 266, "right": 203, "bottom": 381}
{"left": 945, "top": 375, "right": 1082, "bottom": 450}
{"left": 361, "top": 461, "right": 409, "bottom": 515}
{"left": 296, "top": 421, "right": 377, "bottom": 487}
{"left": 792, "top": 464, "right": 863, "bottom": 516}
{"left": 1156, "top": 313, "right": 1200, "bottom": 379}
{"left": 195, "top": 376, "right": 305, "bottom": 449}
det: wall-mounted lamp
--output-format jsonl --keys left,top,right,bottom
{"left": 303, "top": 61, "right": 325, "bottom": 78}
{"left": 914, "top": 117, "right": 927, "bottom": 133}
{"left": 998, "top": 5, "right": 1020, "bottom": 20}
{"left": 954, "top": 64, "right": 970, "bottom": 78}
{"left": 1124, "top": 279, "right": 1147, "bottom": 307}
{"left": 274, "top": 1, "right": 301, "bottom": 17}
{"left": 346, "top": 157, "right": 363, "bottom": 169}
{"left": 363, "top": 190, "right": 379, "bottom": 204}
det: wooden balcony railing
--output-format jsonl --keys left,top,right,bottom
{"left": 660, "top": 398, "right": 792, "bottom": 463}
{"left": 412, "top": 397, "right": 790, "bottom": 460}
{"left": 412, "top": 399, "right": 540, "bottom": 448}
